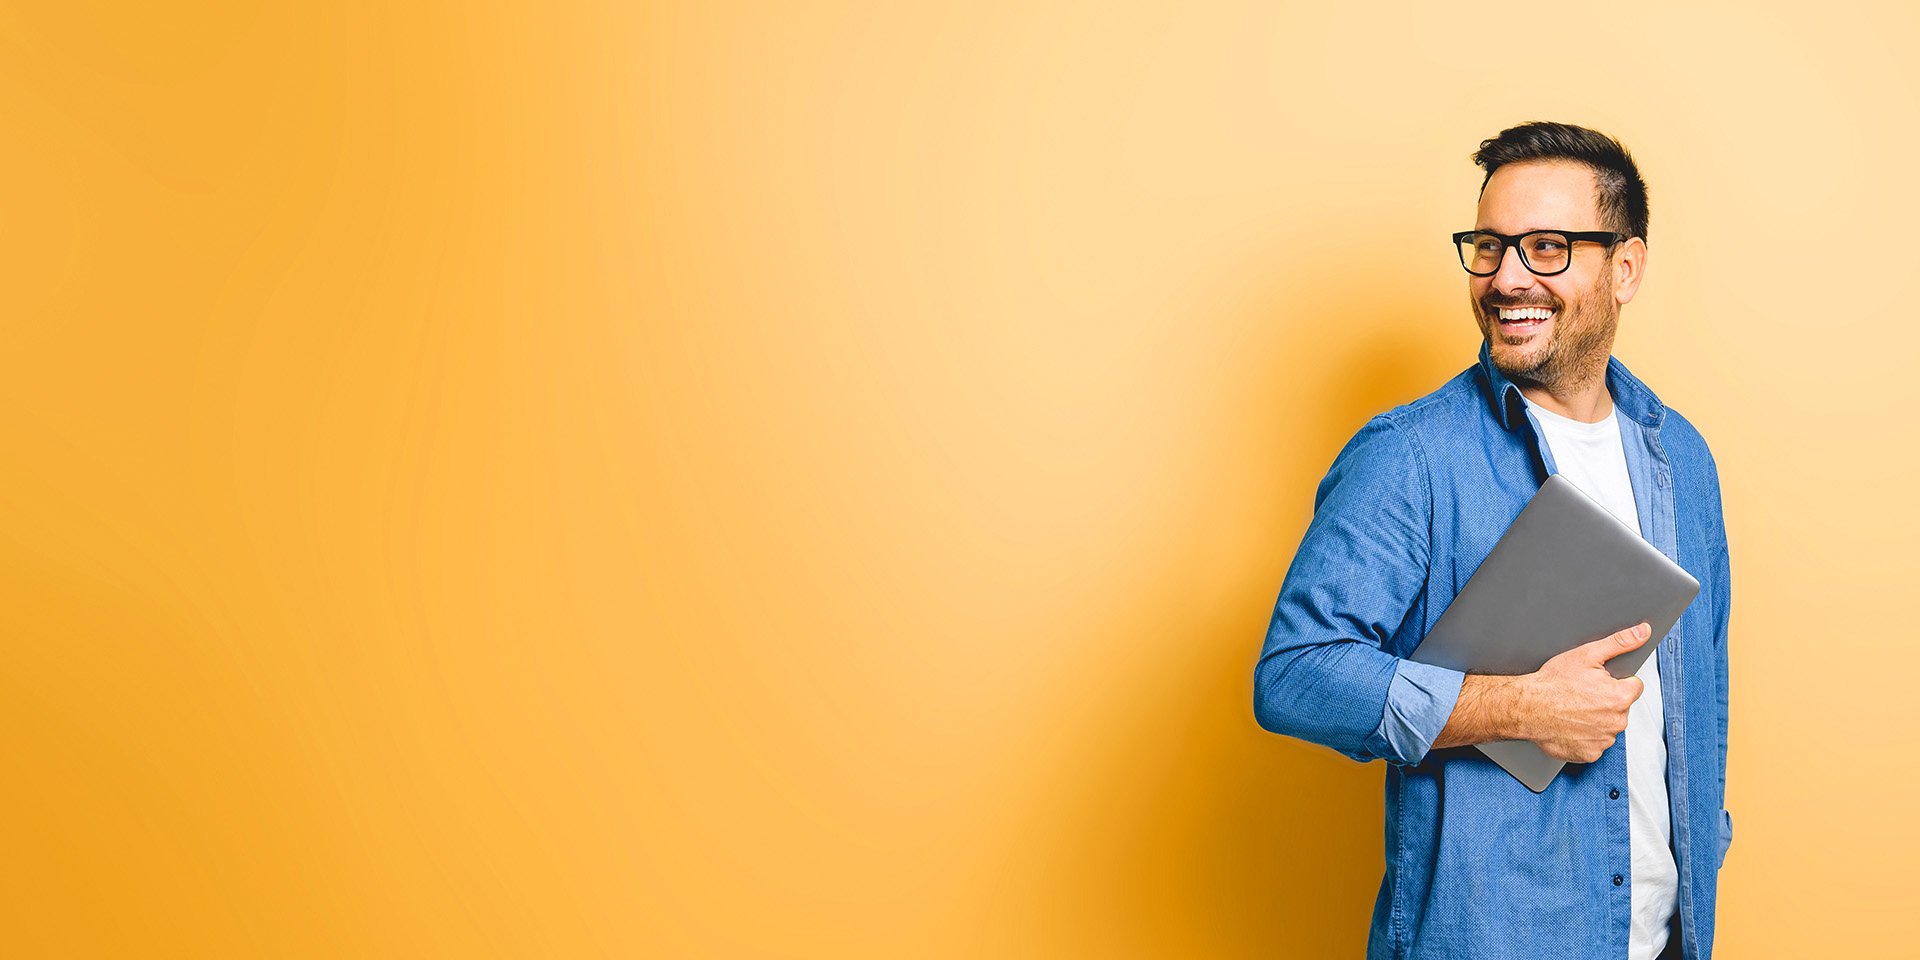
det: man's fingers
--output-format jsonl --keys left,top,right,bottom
{"left": 1579, "top": 622, "right": 1651, "bottom": 664}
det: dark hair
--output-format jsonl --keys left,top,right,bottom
{"left": 1472, "top": 121, "right": 1649, "bottom": 243}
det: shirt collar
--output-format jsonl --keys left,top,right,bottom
{"left": 1476, "top": 338, "right": 1665, "bottom": 431}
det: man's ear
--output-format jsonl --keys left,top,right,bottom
{"left": 1613, "top": 236, "right": 1647, "bottom": 305}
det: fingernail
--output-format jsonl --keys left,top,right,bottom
{"left": 1637, "top": 623, "right": 1651, "bottom": 639}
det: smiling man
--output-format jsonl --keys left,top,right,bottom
{"left": 1253, "top": 122, "right": 1733, "bottom": 960}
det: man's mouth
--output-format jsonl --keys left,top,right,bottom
{"left": 1494, "top": 305, "right": 1555, "bottom": 332}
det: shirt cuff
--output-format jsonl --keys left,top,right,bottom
{"left": 1368, "top": 658, "right": 1467, "bottom": 766}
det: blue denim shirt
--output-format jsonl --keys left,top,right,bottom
{"left": 1254, "top": 341, "right": 1733, "bottom": 959}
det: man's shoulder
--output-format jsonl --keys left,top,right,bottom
{"left": 1318, "top": 367, "right": 1480, "bottom": 498}
{"left": 1655, "top": 403, "right": 1723, "bottom": 483}
{"left": 1615, "top": 355, "right": 1722, "bottom": 481}
{"left": 1371, "top": 364, "right": 1485, "bottom": 439}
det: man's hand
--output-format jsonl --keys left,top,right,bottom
{"left": 1517, "top": 622, "right": 1652, "bottom": 763}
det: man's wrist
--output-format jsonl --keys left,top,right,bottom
{"left": 1434, "top": 672, "right": 1534, "bottom": 748}
{"left": 1486, "top": 673, "right": 1533, "bottom": 741}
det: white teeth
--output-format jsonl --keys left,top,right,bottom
{"left": 1497, "top": 307, "right": 1554, "bottom": 321}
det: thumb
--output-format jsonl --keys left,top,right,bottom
{"left": 1583, "top": 622, "right": 1651, "bottom": 664}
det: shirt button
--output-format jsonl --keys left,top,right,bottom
{"left": 1610, "top": 789, "right": 1620, "bottom": 799}
{"left": 1613, "top": 875, "right": 1624, "bottom": 886}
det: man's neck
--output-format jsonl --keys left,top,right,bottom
{"left": 1516, "top": 362, "right": 1613, "bottom": 423}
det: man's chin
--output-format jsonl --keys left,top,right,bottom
{"left": 1487, "top": 342, "right": 1548, "bottom": 380}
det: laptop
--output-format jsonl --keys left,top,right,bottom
{"left": 1408, "top": 473, "right": 1701, "bottom": 792}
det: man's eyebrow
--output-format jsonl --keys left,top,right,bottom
{"left": 1473, "top": 225, "right": 1581, "bottom": 234}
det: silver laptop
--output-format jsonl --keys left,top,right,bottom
{"left": 1408, "top": 474, "right": 1701, "bottom": 792}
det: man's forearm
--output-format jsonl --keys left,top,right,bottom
{"left": 1430, "top": 674, "right": 1532, "bottom": 749}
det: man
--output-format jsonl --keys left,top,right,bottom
{"left": 1253, "top": 122, "right": 1733, "bottom": 960}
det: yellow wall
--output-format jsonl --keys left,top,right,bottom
{"left": 2, "top": 2, "right": 1911, "bottom": 956}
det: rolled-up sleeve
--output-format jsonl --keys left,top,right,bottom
{"left": 1366, "top": 657, "right": 1467, "bottom": 766}
{"left": 1253, "top": 415, "right": 1464, "bottom": 766}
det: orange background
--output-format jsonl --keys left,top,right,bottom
{"left": 2, "top": 2, "right": 1913, "bottom": 956}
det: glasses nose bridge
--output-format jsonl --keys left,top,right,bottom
{"left": 1492, "top": 237, "right": 1537, "bottom": 286}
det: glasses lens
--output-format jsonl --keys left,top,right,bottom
{"left": 1459, "top": 233, "right": 1504, "bottom": 275}
{"left": 1519, "top": 232, "right": 1571, "bottom": 274}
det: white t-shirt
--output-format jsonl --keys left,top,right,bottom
{"left": 1521, "top": 391, "right": 1678, "bottom": 960}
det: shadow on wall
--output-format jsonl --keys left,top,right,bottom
{"left": 1008, "top": 284, "right": 1469, "bottom": 956}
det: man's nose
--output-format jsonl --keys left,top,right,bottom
{"left": 1491, "top": 244, "right": 1536, "bottom": 295}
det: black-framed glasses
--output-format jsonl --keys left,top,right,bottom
{"left": 1451, "top": 230, "right": 1628, "bottom": 277}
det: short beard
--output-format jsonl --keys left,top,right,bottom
{"left": 1507, "top": 305, "right": 1614, "bottom": 392}
{"left": 1479, "top": 274, "right": 1618, "bottom": 393}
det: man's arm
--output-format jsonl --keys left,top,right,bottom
{"left": 1715, "top": 528, "right": 1731, "bottom": 799}
{"left": 1254, "top": 416, "right": 1463, "bottom": 766}
{"left": 1429, "top": 674, "right": 1528, "bottom": 749}
{"left": 1431, "top": 623, "right": 1653, "bottom": 761}
{"left": 1253, "top": 413, "right": 1653, "bottom": 767}
{"left": 1711, "top": 492, "right": 1733, "bottom": 866}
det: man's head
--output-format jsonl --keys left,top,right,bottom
{"left": 1461, "top": 121, "right": 1649, "bottom": 392}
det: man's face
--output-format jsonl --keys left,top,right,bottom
{"left": 1468, "top": 160, "right": 1626, "bottom": 390}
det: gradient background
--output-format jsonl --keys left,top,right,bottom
{"left": 2, "top": 2, "right": 1913, "bottom": 957}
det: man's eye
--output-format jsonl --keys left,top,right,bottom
{"left": 1531, "top": 241, "right": 1566, "bottom": 254}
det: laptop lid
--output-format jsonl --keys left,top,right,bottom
{"left": 1409, "top": 474, "right": 1701, "bottom": 792}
